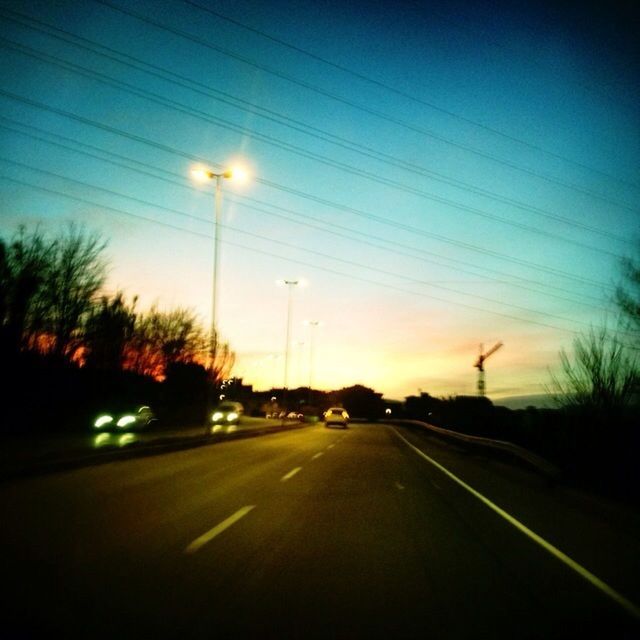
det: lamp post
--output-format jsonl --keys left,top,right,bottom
{"left": 277, "top": 279, "right": 306, "bottom": 415}
{"left": 191, "top": 164, "right": 246, "bottom": 427}
{"left": 296, "top": 341, "right": 305, "bottom": 390}
{"left": 191, "top": 166, "right": 233, "bottom": 371}
{"left": 282, "top": 280, "right": 298, "bottom": 399}
{"left": 305, "top": 320, "right": 321, "bottom": 403}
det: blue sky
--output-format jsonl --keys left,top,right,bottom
{"left": 0, "top": 0, "right": 638, "bottom": 400}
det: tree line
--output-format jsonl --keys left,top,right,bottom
{"left": 0, "top": 225, "right": 233, "bottom": 431}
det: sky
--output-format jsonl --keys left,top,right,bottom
{"left": 0, "top": 0, "right": 638, "bottom": 401}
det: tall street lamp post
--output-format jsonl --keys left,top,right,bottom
{"left": 282, "top": 279, "right": 299, "bottom": 399}
{"left": 191, "top": 164, "right": 246, "bottom": 427}
{"left": 277, "top": 278, "right": 306, "bottom": 416}
{"left": 305, "top": 320, "right": 321, "bottom": 403}
{"left": 191, "top": 166, "right": 232, "bottom": 371}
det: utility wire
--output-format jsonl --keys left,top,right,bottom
{"left": 0, "top": 155, "right": 627, "bottom": 338}
{"left": 0, "top": 115, "right": 611, "bottom": 311}
{"left": 0, "top": 88, "right": 619, "bottom": 293}
{"left": 0, "top": 170, "right": 601, "bottom": 337}
{"left": 182, "top": 0, "right": 640, "bottom": 193}
{"left": 90, "top": 0, "right": 639, "bottom": 213}
{"left": 0, "top": 36, "right": 625, "bottom": 261}
{"left": 2, "top": 7, "right": 629, "bottom": 247}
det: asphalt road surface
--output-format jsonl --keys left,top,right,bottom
{"left": 1, "top": 423, "right": 639, "bottom": 638}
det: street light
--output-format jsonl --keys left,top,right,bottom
{"left": 190, "top": 164, "right": 246, "bottom": 372}
{"left": 276, "top": 279, "right": 306, "bottom": 411}
{"left": 191, "top": 163, "right": 247, "bottom": 431}
{"left": 304, "top": 320, "right": 322, "bottom": 401}
{"left": 295, "top": 341, "right": 305, "bottom": 389}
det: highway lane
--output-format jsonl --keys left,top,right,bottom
{"left": 1, "top": 423, "right": 638, "bottom": 638}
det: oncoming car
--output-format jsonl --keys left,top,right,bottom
{"left": 93, "top": 405, "right": 157, "bottom": 431}
{"left": 210, "top": 401, "right": 244, "bottom": 433}
{"left": 323, "top": 407, "right": 349, "bottom": 428}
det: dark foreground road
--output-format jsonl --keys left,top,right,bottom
{"left": 1, "top": 423, "right": 639, "bottom": 638}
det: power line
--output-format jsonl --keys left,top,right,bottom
{"left": 0, "top": 115, "right": 611, "bottom": 310}
{"left": 0, "top": 88, "right": 619, "bottom": 293}
{"left": 181, "top": 0, "right": 640, "bottom": 193}
{"left": 1, "top": 155, "right": 628, "bottom": 339}
{"left": 2, "top": 7, "right": 629, "bottom": 247}
{"left": 0, "top": 36, "right": 626, "bottom": 261}
{"left": 0, "top": 116, "right": 610, "bottom": 311}
{"left": 90, "top": 0, "right": 640, "bottom": 213}
{"left": 0, "top": 170, "right": 600, "bottom": 337}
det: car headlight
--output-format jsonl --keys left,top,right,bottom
{"left": 227, "top": 412, "right": 238, "bottom": 421}
{"left": 94, "top": 415, "right": 113, "bottom": 428}
{"left": 212, "top": 412, "right": 223, "bottom": 422}
{"left": 117, "top": 415, "right": 137, "bottom": 428}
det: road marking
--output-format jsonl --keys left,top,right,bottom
{"left": 327, "top": 444, "right": 335, "bottom": 449}
{"left": 185, "top": 505, "right": 255, "bottom": 555}
{"left": 394, "top": 481, "right": 405, "bottom": 490}
{"left": 312, "top": 452, "right": 324, "bottom": 460}
{"left": 281, "top": 466, "right": 302, "bottom": 481}
{"left": 392, "top": 427, "right": 640, "bottom": 621}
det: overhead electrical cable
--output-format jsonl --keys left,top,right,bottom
{"left": 181, "top": 0, "right": 640, "bottom": 193}
{"left": 89, "top": 0, "right": 639, "bottom": 213}
{"left": 1, "top": 7, "right": 629, "bottom": 247}
{"left": 0, "top": 116, "right": 612, "bottom": 312}
{"left": 0, "top": 88, "right": 618, "bottom": 293}
{"left": 0, "top": 170, "right": 612, "bottom": 338}
{"left": 0, "top": 37, "right": 626, "bottom": 261}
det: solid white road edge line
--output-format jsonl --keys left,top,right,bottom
{"left": 281, "top": 466, "right": 302, "bottom": 481}
{"left": 185, "top": 505, "right": 256, "bottom": 555}
{"left": 391, "top": 427, "right": 640, "bottom": 621}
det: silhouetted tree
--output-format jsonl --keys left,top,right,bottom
{"left": 616, "top": 246, "right": 640, "bottom": 345}
{"left": 38, "top": 225, "right": 107, "bottom": 360}
{"left": 0, "top": 227, "right": 52, "bottom": 355}
{"left": 548, "top": 326, "right": 638, "bottom": 413}
{"left": 126, "top": 306, "right": 207, "bottom": 379}
{"left": 84, "top": 292, "right": 137, "bottom": 371}
{"left": 209, "top": 331, "right": 235, "bottom": 386}
{"left": 163, "top": 361, "right": 209, "bottom": 422}
{"left": 331, "top": 384, "right": 384, "bottom": 419}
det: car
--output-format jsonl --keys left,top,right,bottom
{"left": 323, "top": 407, "right": 349, "bottom": 428}
{"left": 210, "top": 401, "right": 244, "bottom": 432}
{"left": 93, "top": 405, "right": 157, "bottom": 431}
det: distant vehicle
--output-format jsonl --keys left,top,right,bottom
{"left": 323, "top": 407, "right": 349, "bottom": 428}
{"left": 93, "top": 405, "right": 157, "bottom": 431}
{"left": 211, "top": 401, "right": 244, "bottom": 432}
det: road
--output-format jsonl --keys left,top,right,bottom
{"left": 1, "top": 423, "right": 639, "bottom": 638}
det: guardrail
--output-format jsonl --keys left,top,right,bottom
{"left": 386, "top": 419, "right": 561, "bottom": 480}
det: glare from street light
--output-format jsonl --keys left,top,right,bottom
{"left": 229, "top": 165, "right": 248, "bottom": 183}
{"left": 190, "top": 165, "right": 213, "bottom": 182}
{"left": 190, "top": 164, "right": 247, "bottom": 184}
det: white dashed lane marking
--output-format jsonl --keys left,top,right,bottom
{"left": 185, "top": 506, "right": 255, "bottom": 554}
{"left": 281, "top": 467, "right": 302, "bottom": 481}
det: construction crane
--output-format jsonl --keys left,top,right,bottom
{"left": 474, "top": 342, "right": 503, "bottom": 397}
